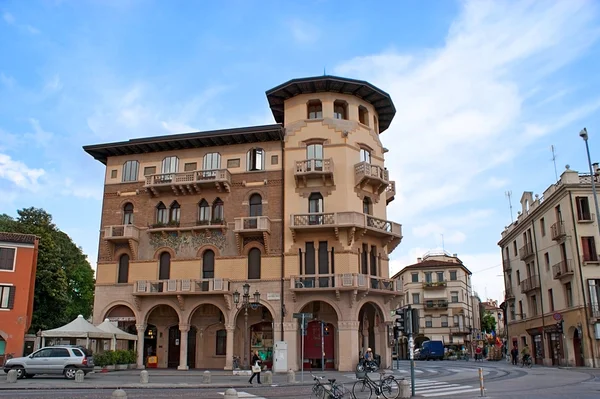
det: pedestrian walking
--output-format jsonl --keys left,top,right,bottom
{"left": 248, "top": 351, "right": 262, "bottom": 384}
{"left": 510, "top": 345, "right": 519, "bottom": 365}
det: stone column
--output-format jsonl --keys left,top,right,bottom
{"left": 338, "top": 321, "right": 360, "bottom": 372}
{"left": 283, "top": 321, "right": 299, "bottom": 370}
{"left": 378, "top": 323, "right": 391, "bottom": 368}
{"left": 136, "top": 324, "right": 146, "bottom": 369}
{"left": 224, "top": 326, "right": 235, "bottom": 370}
{"left": 177, "top": 324, "right": 189, "bottom": 370}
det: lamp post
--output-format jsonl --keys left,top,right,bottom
{"left": 233, "top": 283, "right": 261, "bottom": 369}
{"left": 579, "top": 128, "right": 600, "bottom": 236}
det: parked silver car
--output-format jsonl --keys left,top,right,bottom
{"left": 3, "top": 346, "right": 94, "bottom": 379}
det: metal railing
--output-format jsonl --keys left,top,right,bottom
{"left": 552, "top": 259, "right": 573, "bottom": 279}
{"left": 505, "top": 288, "right": 514, "bottom": 300}
{"left": 520, "top": 275, "right": 540, "bottom": 293}
{"left": 519, "top": 242, "right": 534, "bottom": 260}
{"left": 290, "top": 211, "right": 402, "bottom": 236}
{"left": 134, "top": 278, "right": 230, "bottom": 294}
{"left": 450, "top": 327, "right": 470, "bottom": 335}
{"left": 589, "top": 302, "right": 600, "bottom": 318}
{"left": 551, "top": 221, "right": 566, "bottom": 240}
{"left": 145, "top": 169, "right": 231, "bottom": 186}
{"left": 104, "top": 225, "right": 140, "bottom": 240}
{"left": 423, "top": 281, "right": 447, "bottom": 289}
{"left": 425, "top": 300, "right": 449, "bottom": 309}
{"left": 234, "top": 216, "right": 271, "bottom": 232}
{"left": 503, "top": 259, "right": 511, "bottom": 271}
{"left": 290, "top": 273, "right": 398, "bottom": 292}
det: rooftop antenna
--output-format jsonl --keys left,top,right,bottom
{"left": 323, "top": 67, "right": 326, "bottom": 76}
{"left": 550, "top": 145, "right": 559, "bottom": 182}
{"left": 505, "top": 190, "right": 514, "bottom": 223}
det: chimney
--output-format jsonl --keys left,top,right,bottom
{"left": 593, "top": 162, "right": 599, "bottom": 174}
{"left": 417, "top": 257, "right": 422, "bottom": 263}
{"left": 452, "top": 253, "right": 458, "bottom": 257}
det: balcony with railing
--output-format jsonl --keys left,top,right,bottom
{"left": 289, "top": 273, "right": 399, "bottom": 295}
{"left": 519, "top": 242, "right": 534, "bottom": 260}
{"left": 144, "top": 169, "right": 231, "bottom": 196}
{"left": 386, "top": 181, "right": 396, "bottom": 204}
{"left": 133, "top": 278, "right": 231, "bottom": 295}
{"left": 425, "top": 300, "right": 448, "bottom": 310}
{"left": 289, "top": 212, "right": 402, "bottom": 248}
{"left": 354, "top": 162, "right": 390, "bottom": 195}
{"left": 234, "top": 216, "right": 271, "bottom": 235}
{"left": 577, "top": 212, "right": 595, "bottom": 223}
{"left": 423, "top": 281, "right": 447, "bottom": 289}
{"left": 450, "top": 326, "right": 471, "bottom": 335}
{"left": 503, "top": 259, "right": 511, "bottom": 272}
{"left": 520, "top": 275, "right": 541, "bottom": 294}
{"left": 505, "top": 288, "right": 515, "bottom": 300}
{"left": 294, "top": 158, "right": 334, "bottom": 187}
{"left": 552, "top": 259, "right": 574, "bottom": 280}
{"left": 551, "top": 221, "right": 566, "bottom": 241}
{"left": 589, "top": 302, "right": 600, "bottom": 319}
{"left": 104, "top": 225, "right": 140, "bottom": 242}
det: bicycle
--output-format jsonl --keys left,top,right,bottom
{"left": 352, "top": 371, "right": 401, "bottom": 399}
{"left": 232, "top": 355, "right": 240, "bottom": 370}
{"left": 311, "top": 373, "right": 349, "bottom": 399}
{"left": 521, "top": 355, "right": 533, "bottom": 368}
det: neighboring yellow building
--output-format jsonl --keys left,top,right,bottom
{"left": 84, "top": 75, "right": 403, "bottom": 371}
{"left": 392, "top": 250, "right": 476, "bottom": 356}
{"left": 499, "top": 165, "right": 600, "bottom": 367}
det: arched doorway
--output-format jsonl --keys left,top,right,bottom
{"left": 189, "top": 304, "right": 226, "bottom": 369}
{"left": 105, "top": 305, "right": 137, "bottom": 351}
{"left": 299, "top": 301, "right": 338, "bottom": 370}
{"left": 414, "top": 335, "right": 430, "bottom": 348}
{"left": 235, "top": 303, "right": 274, "bottom": 369}
{"left": 146, "top": 305, "right": 179, "bottom": 368}
{"left": 357, "top": 302, "right": 386, "bottom": 364}
{"left": 144, "top": 325, "right": 157, "bottom": 365}
{"left": 573, "top": 329, "right": 584, "bottom": 367}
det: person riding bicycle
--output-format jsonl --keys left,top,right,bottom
{"left": 364, "top": 348, "right": 373, "bottom": 362}
{"left": 521, "top": 344, "right": 531, "bottom": 364}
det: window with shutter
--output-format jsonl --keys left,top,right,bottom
{"left": 0, "top": 247, "right": 16, "bottom": 271}
{"left": 0, "top": 285, "right": 15, "bottom": 309}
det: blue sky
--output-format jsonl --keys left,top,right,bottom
{"left": 1, "top": 0, "right": 600, "bottom": 302}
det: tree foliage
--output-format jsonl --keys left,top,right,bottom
{"left": 0, "top": 207, "right": 95, "bottom": 331}
{"left": 481, "top": 311, "right": 497, "bottom": 333}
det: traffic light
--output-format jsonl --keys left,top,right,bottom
{"left": 556, "top": 320, "right": 564, "bottom": 333}
{"left": 394, "top": 307, "right": 407, "bottom": 338}
{"left": 410, "top": 308, "right": 420, "bottom": 335}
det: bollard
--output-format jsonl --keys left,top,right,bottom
{"left": 75, "top": 370, "right": 85, "bottom": 382}
{"left": 223, "top": 388, "right": 239, "bottom": 399}
{"left": 111, "top": 389, "right": 128, "bottom": 398}
{"left": 140, "top": 370, "right": 149, "bottom": 384}
{"left": 287, "top": 369, "right": 295, "bottom": 383}
{"left": 263, "top": 370, "right": 272, "bottom": 384}
{"left": 479, "top": 367, "right": 486, "bottom": 397}
{"left": 203, "top": 370, "right": 211, "bottom": 384}
{"left": 399, "top": 379, "right": 410, "bottom": 398}
{"left": 6, "top": 370, "right": 18, "bottom": 383}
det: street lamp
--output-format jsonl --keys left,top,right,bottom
{"left": 579, "top": 128, "right": 600, "bottom": 236}
{"left": 233, "top": 283, "right": 261, "bottom": 368}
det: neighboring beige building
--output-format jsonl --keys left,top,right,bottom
{"left": 499, "top": 165, "right": 600, "bottom": 367}
{"left": 481, "top": 299, "right": 505, "bottom": 338}
{"left": 84, "top": 75, "right": 403, "bottom": 372}
{"left": 392, "top": 250, "right": 475, "bottom": 355}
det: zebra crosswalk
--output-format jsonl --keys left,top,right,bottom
{"left": 412, "top": 379, "right": 482, "bottom": 397}
{"left": 219, "top": 391, "right": 265, "bottom": 398}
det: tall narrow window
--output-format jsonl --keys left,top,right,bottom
{"left": 306, "top": 143, "right": 323, "bottom": 171}
{"left": 0, "top": 248, "right": 15, "bottom": 271}
{"left": 170, "top": 201, "right": 180, "bottom": 223}
{"left": 118, "top": 254, "right": 129, "bottom": 284}
{"left": 548, "top": 289, "right": 555, "bottom": 312}
{"left": 215, "top": 329, "right": 227, "bottom": 356}
{"left": 373, "top": 116, "right": 379, "bottom": 133}
{"left": 307, "top": 100, "right": 323, "bottom": 119}
{"left": 333, "top": 100, "right": 347, "bottom": 120}
{"left": 159, "top": 252, "right": 171, "bottom": 280}
{"left": 156, "top": 202, "right": 168, "bottom": 224}
{"left": 161, "top": 156, "right": 179, "bottom": 176}
{"left": 360, "top": 148, "right": 371, "bottom": 163}
{"left": 202, "top": 250, "right": 215, "bottom": 279}
{"left": 361, "top": 244, "right": 368, "bottom": 275}
{"left": 358, "top": 106, "right": 369, "bottom": 125}
{"left": 318, "top": 241, "right": 329, "bottom": 288}
{"left": 308, "top": 192, "right": 323, "bottom": 225}
{"left": 198, "top": 200, "right": 210, "bottom": 223}
{"left": 212, "top": 198, "right": 224, "bottom": 223}
{"left": 123, "top": 203, "right": 134, "bottom": 225}
{"left": 248, "top": 194, "right": 262, "bottom": 229}
{"left": 582, "top": 237, "right": 598, "bottom": 261}
{"left": 247, "top": 148, "right": 264, "bottom": 171}
{"left": 122, "top": 160, "right": 139, "bottom": 182}
{"left": 203, "top": 152, "right": 221, "bottom": 178}
{"left": 369, "top": 245, "right": 377, "bottom": 276}
{"left": 248, "top": 248, "right": 261, "bottom": 279}
{"left": 565, "top": 282, "right": 573, "bottom": 307}
{"left": 305, "top": 242, "right": 315, "bottom": 275}
{"left": 363, "top": 197, "right": 372, "bottom": 215}
{"left": 576, "top": 196, "right": 592, "bottom": 221}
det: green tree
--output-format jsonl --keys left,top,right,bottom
{"left": 0, "top": 207, "right": 95, "bottom": 331}
{"left": 481, "top": 311, "right": 497, "bottom": 333}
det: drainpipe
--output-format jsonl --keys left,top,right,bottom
{"left": 569, "top": 192, "right": 597, "bottom": 367}
{"left": 531, "top": 219, "right": 547, "bottom": 362}
{"left": 280, "top": 128, "right": 286, "bottom": 341}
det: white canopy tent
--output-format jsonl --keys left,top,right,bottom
{"left": 96, "top": 319, "right": 138, "bottom": 351}
{"left": 41, "top": 315, "right": 113, "bottom": 349}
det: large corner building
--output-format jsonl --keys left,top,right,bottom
{"left": 84, "top": 76, "right": 403, "bottom": 371}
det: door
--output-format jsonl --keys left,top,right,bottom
{"left": 248, "top": 194, "right": 262, "bottom": 229}
{"left": 168, "top": 326, "right": 180, "bottom": 368}
{"left": 27, "top": 348, "right": 53, "bottom": 374}
{"left": 50, "top": 347, "right": 71, "bottom": 373}
{"left": 304, "top": 321, "right": 335, "bottom": 369}
{"left": 573, "top": 330, "right": 584, "bottom": 367}
{"left": 188, "top": 327, "right": 197, "bottom": 369}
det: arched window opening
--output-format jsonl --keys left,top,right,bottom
{"left": 161, "top": 156, "right": 179, "bottom": 182}
{"left": 306, "top": 143, "right": 323, "bottom": 172}
{"left": 198, "top": 200, "right": 210, "bottom": 224}
{"left": 169, "top": 201, "right": 181, "bottom": 224}
{"left": 333, "top": 100, "right": 347, "bottom": 120}
{"left": 118, "top": 254, "right": 130, "bottom": 284}
{"left": 156, "top": 202, "right": 168, "bottom": 224}
{"left": 122, "top": 160, "right": 139, "bottom": 182}
{"left": 307, "top": 100, "right": 323, "bottom": 119}
{"left": 248, "top": 194, "right": 262, "bottom": 229}
{"left": 201, "top": 249, "right": 215, "bottom": 291}
{"left": 123, "top": 203, "right": 134, "bottom": 225}
{"left": 212, "top": 198, "right": 224, "bottom": 223}
{"left": 203, "top": 152, "right": 221, "bottom": 178}
{"left": 360, "top": 148, "right": 371, "bottom": 164}
{"left": 247, "top": 148, "right": 264, "bottom": 171}
{"left": 308, "top": 192, "right": 324, "bottom": 225}
{"left": 248, "top": 248, "right": 261, "bottom": 280}
{"left": 159, "top": 252, "right": 171, "bottom": 281}
{"left": 363, "top": 197, "right": 372, "bottom": 215}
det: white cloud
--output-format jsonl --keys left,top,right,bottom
{"left": 2, "top": 12, "right": 15, "bottom": 24}
{"left": 0, "top": 153, "right": 45, "bottom": 191}
{"left": 43, "top": 74, "right": 63, "bottom": 94}
{"left": 289, "top": 19, "right": 319, "bottom": 44}
{"left": 26, "top": 118, "right": 54, "bottom": 146}
{"left": 335, "top": 0, "right": 600, "bottom": 221}
{"left": 0, "top": 72, "right": 16, "bottom": 88}
{"left": 486, "top": 177, "right": 509, "bottom": 189}
{"left": 2, "top": 11, "right": 39, "bottom": 34}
